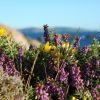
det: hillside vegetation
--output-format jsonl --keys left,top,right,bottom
{"left": 0, "top": 25, "right": 100, "bottom": 100}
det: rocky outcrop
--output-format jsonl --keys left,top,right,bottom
{"left": 0, "top": 24, "right": 41, "bottom": 48}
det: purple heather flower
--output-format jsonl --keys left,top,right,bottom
{"left": 91, "top": 87, "right": 100, "bottom": 100}
{"left": 17, "top": 47, "right": 23, "bottom": 62}
{"left": 0, "top": 54, "right": 5, "bottom": 69}
{"left": 43, "top": 24, "right": 50, "bottom": 42}
{"left": 73, "top": 36, "right": 80, "bottom": 48}
{"left": 62, "top": 34, "right": 70, "bottom": 42}
{"left": 70, "top": 64, "right": 83, "bottom": 90}
{"left": 85, "top": 80, "right": 90, "bottom": 87}
{"left": 47, "top": 56, "right": 56, "bottom": 78}
{"left": 5, "top": 58, "right": 19, "bottom": 76}
{"left": 35, "top": 84, "right": 49, "bottom": 100}
{"left": 57, "top": 60, "right": 69, "bottom": 83}
{"left": 48, "top": 56, "right": 54, "bottom": 68}
{"left": 45, "top": 78, "right": 65, "bottom": 100}
{"left": 82, "top": 46, "right": 89, "bottom": 55}
{"left": 54, "top": 34, "right": 61, "bottom": 45}
{"left": 29, "top": 44, "right": 35, "bottom": 51}
{"left": 76, "top": 36, "right": 80, "bottom": 41}
{"left": 91, "top": 56, "right": 100, "bottom": 67}
{"left": 58, "top": 68, "right": 69, "bottom": 83}
{"left": 80, "top": 62, "right": 96, "bottom": 86}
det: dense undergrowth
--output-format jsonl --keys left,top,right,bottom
{"left": 0, "top": 25, "right": 100, "bottom": 100}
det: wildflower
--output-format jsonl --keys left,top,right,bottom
{"left": 17, "top": 47, "right": 23, "bottom": 62}
{"left": 91, "top": 86, "right": 100, "bottom": 100}
{"left": 91, "top": 56, "right": 100, "bottom": 67}
{"left": 39, "top": 45, "right": 44, "bottom": 51}
{"left": 50, "top": 46, "right": 61, "bottom": 63}
{"left": 48, "top": 56, "right": 54, "bottom": 67}
{"left": 43, "top": 24, "right": 50, "bottom": 42}
{"left": 57, "top": 60, "right": 69, "bottom": 83}
{"left": 39, "top": 42, "right": 51, "bottom": 53}
{"left": 50, "top": 46, "right": 57, "bottom": 55}
{"left": 81, "top": 63, "right": 94, "bottom": 86}
{"left": 71, "top": 96, "right": 79, "bottom": 100}
{"left": 0, "top": 54, "right": 5, "bottom": 70}
{"left": 82, "top": 46, "right": 89, "bottom": 55}
{"left": 70, "top": 64, "right": 83, "bottom": 90}
{"left": 44, "top": 42, "right": 51, "bottom": 53}
{"left": 45, "top": 78, "right": 65, "bottom": 100}
{"left": 0, "top": 27, "right": 6, "bottom": 36}
{"left": 35, "top": 83, "right": 49, "bottom": 100}
{"left": 62, "top": 34, "right": 70, "bottom": 41}
{"left": 73, "top": 36, "right": 80, "bottom": 48}
{"left": 29, "top": 44, "right": 35, "bottom": 51}
{"left": 5, "top": 57, "right": 19, "bottom": 76}
{"left": 68, "top": 47, "right": 76, "bottom": 56}
{"left": 50, "top": 46, "right": 60, "bottom": 56}
{"left": 54, "top": 34, "right": 61, "bottom": 45}
{"left": 62, "top": 41, "right": 69, "bottom": 50}
{"left": 47, "top": 56, "right": 56, "bottom": 77}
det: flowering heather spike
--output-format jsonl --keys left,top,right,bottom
{"left": 48, "top": 56, "right": 54, "bottom": 68}
{"left": 57, "top": 60, "right": 69, "bottom": 83}
{"left": 54, "top": 34, "right": 61, "bottom": 45}
{"left": 81, "top": 63, "right": 95, "bottom": 86}
{"left": 81, "top": 58, "right": 100, "bottom": 86}
{"left": 48, "top": 56, "right": 54, "bottom": 69}
{"left": 82, "top": 46, "right": 89, "bottom": 55}
{"left": 70, "top": 64, "right": 83, "bottom": 90}
{"left": 62, "top": 34, "right": 70, "bottom": 42}
{"left": 73, "top": 36, "right": 80, "bottom": 48}
{"left": 17, "top": 47, "right": 24, "bottom": 76}
{"left": 29, "top": 44, "right": 35, "bottom": 51}
{"left": 17, "top": 47, "right": 23, "bottom": 62}
{"left": 91, "top": 56, "right": 100, "bottom": 67}
{"left": 45, "top": 78, "right": 65, "bottom": 100}
{"left": 91, "top": 86, "right": 100, "bottom": 100}
{"left": 43, "top": 24, "right": 50, "bottom": 42}
{"left": 35, "top": 84, "right": 49, "bottom": 100}
{"left": 0, "top": 54, "right": 5, "bottom": 69}
{"left": 5, "top": 58, "right": 19, "bottom": 76}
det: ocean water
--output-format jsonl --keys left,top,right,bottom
{"left": 22, "top": 32, "right": 100, "bottom": 47}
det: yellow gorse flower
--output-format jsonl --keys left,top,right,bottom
{"left": 50, "top": 46, "right": 57, "bottom": 56}
{"left": 83, "top": 96, "right": 87, "bottom": 100}
{"left": 50, "top": 46, "right": 62, "bottom": 63}
{"left": 43, "top": 42, "right": 51, "bottom": 53}
{"left": 62, "top": 41, "right": 69, "bottom": 50}
{"left": 39, "top": 42, "right": 51, "bottom": 53}
{"left": 71, "top": 96, "right": 79, "bottom": 100}
{"left": 0, "top": 27, "right": 6, "bottom": 36}
{"left": 38, "top": 45, "right": 44, "bottom": 51}
{"left": 68, "top": 47, "right": 76, "bottom": 55}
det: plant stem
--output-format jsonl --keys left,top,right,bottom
{"left": 44, "top": 63, "right": 47, "bottom": 80}
{"left": 25, "top": 51, "right": 39, "bottom": 90}
{"left": 66, "top": 85, "right": 69, "bottom": 97}
{"left": 55, "top": 58, "right": 60, "bottom": 81}
{"left": 20, "top": 61, "right": 23, "bottom": 76}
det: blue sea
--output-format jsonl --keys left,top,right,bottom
{"left": 22, "top": 31, "right": 100, "bottom": 47}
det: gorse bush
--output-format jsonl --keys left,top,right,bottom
{"left": 0, "top": 25, "right": 100, "bottom": 100}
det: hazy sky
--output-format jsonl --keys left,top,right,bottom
{"left": 0, "top": 0, "right": 100, "bottom": 30}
